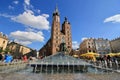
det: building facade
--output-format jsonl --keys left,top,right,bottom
{"left": 39, "top": 7, "right": 72, "bottom": 56}
{"left": 80, "top": 38, "right": 111, "bottom": 54}
{"left": 0, "top": 32, "right": 8, "bottom": 51}
{"left": 110, "top": 38, "right": 120, "bottom": 53}
{"left": 79, "top": 38, "right": 96, "bottom": 54}
{"left": 95, "top": 38, "right": 111, "bottom": 54}
{"left": 7, "top": 42, "right": 33, "bottom": 57}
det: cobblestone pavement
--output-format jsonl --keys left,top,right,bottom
{"left": 0, "top": 72, "right": 120, "bottom": 80}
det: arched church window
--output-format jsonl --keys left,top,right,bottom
{"left": 56, "top": 41, "right": 58, "bottom": 43}
{"left": 56, "top": 32, "right": 58, "bottom": 35}
{"left": 56, "top": 27, "right": 58, "bottom": 30}
{"left": 56, "top": 48, "right": 59, "bottom": 52}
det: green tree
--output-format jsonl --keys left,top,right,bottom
{"left": 3, "top": 47, "right": 10, "bottom": 53}
{"left": 0, "top": 48, "right": 3, "bottom": 53}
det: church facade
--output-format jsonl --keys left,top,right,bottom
{"left": 39, "top": 7, "right": 72, "bottom": 57}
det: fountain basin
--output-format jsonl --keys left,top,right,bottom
{"left": 31, "top": 64, "right": 92, "bottom": 73}
{"left": 29, "top": 52, "right": 92, "bottom": 73}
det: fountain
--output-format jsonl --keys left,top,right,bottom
{"left": 115, "top": 60, "right": 119, "bottom": 70}
{"left": 109, "top": 61, "right": 112, "bottom": 68}
{"left": 30, "top": 41, "right": 92, "bottom": 73}
{"left": 30, "top": 52, "right": 92, "bottom": 73}
{"left": 104, "top": 60, "right": 108, "bottom": 68}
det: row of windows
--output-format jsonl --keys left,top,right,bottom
{"left": 88, "top": 42, "right": 94, "bottom": 45}
{"left": 96, "top": 44, "right": 110, "bottom": 47}
{"left": 54, "top": 36, "right": 71, "bottom": 41}
{"left": 54, "top": 41, "right": 71, "bottom": 45}
{"left": 88, "top": 50, "right": 96, "bottom": 53}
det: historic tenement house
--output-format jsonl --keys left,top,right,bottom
{"left": 0, "top": 32, "right": 8, "bottom": 51}
{"left": 79, "top": 38, "right": 96, "bottom": 54}
{"left": 7, "top": 41, "right": 33, "bottom": 57}
{"left": 110, "top": 37, "right": 120, "bottom": 53}
{"left": 95, "top": 38, "right": 111, "bottom": 54}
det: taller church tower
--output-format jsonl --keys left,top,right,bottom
{"left": 51, "top": 6, "right": 61, "bottom": 54}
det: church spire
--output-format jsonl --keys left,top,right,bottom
{"left": 53, "top": 4, "right": 59, "bottom": 16}
{"left": 55, "top": 4, "right": 59, "bottom": 13}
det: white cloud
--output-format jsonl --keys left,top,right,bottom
{"left": 11, "top": 11, "right": 50, "bottom": 30}
{"left": 42, "top": 14, "right": 49, "bottom": 18}
{"left": 24, "top": 0, "right": 31, "bottom": 10}
{"left": 104, "top": 14, "right": 120, "bottom": 23}
{"left": 8, "top": 5, "right": 14, "bottom": 10}
{"left": 24, "top": 0, "right": 30, "bottom": 6}
{"left": 81, "top": 37, "right": 88, "bottom": 41}
{"left": 0, "top": 13, "right": 14, "bottom": 18}
{"left": 11, "top": 0, "right": 50, "bottom": 30}
{"left": 25, "top": 27, "right": 36, "bottom": 32}
{"left": 14, "top": 40, "right": 32, "bottom": 45}
{"left": 26, "top": 9, "right": 34, "bottom": 14}
{"left": 72, "top": 41, "right": 79, "bottom": 49}
{"left": 13, "top": 1, "right": 19, "bottom": 4}
{"left": 10, "top": 31, "right": 44, "bottom": 45}
{"left": 23, "top": 0, "right": 40, "bottom": 15}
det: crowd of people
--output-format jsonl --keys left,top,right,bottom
{"left": 0, "top": 52, "right": 35, "bottom": 63}
{"left": 96, "top": 55, "right": 118, "bottom": 63}
{"left": 94, "top": 55, "right": 120, "bottom": 68}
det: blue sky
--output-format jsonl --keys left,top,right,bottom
{"left": 0, "top": 0, "right": 120, "bottom": 50}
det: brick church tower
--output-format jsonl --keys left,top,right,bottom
{"left": 39, "top": 6, "right": 72, "bottom": 56}
{"left": 51, "top": 6, "right": 61, "bottom": 54}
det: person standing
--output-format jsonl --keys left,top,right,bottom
{"left": 0, "top": 53, "right": 3, "bottom": 61}
{"left": 23, "top": 55, "right": 28, "bottom": 62}
{"left": 4, "top": 52, "right": 13, "bottom": 63}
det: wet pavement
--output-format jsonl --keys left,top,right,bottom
{"left": 0, "top": 72, "right": 120, "bottom": 80}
